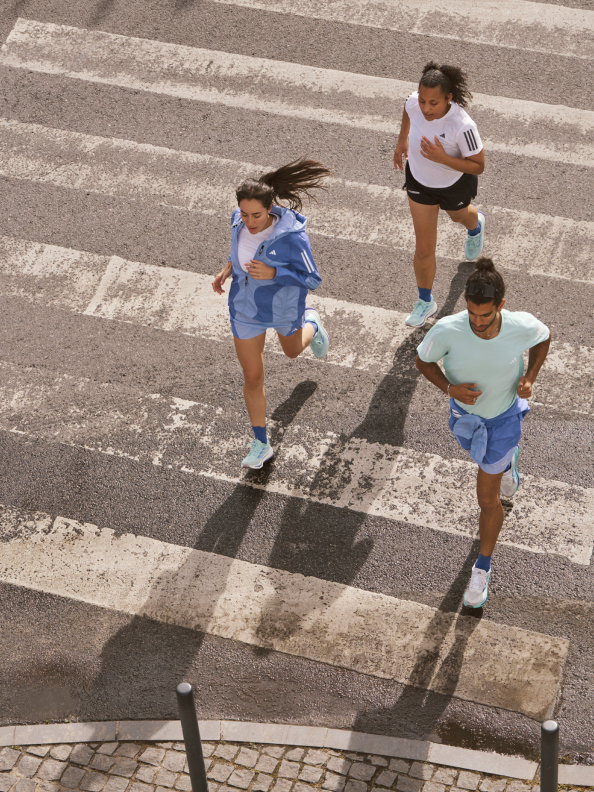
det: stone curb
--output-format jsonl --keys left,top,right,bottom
{"left": 1, "top": 720, "right": 592, "bottom": 786}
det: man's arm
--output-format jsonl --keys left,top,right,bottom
{"left": 517, "top": 335, "right": 551, "bottom": 398}
{"left": 415, "top": 355, "right": 482, "bottom": 405}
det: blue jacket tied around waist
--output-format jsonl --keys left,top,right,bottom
{"left": 449, "top": 397, "right": 530, "bottom": 466}
{"left": 228, "top": 206, "right": 321, "bottom": 327}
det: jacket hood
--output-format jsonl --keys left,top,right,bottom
{"left": 232, "top": 205, "right": 307, "bottom": 238}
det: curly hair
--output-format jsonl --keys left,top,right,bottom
{"left": 419, "top": 61, "right": 472, "bottom": 108}
{"left": 465, "top": 257, "right": 506, "bottom": 305}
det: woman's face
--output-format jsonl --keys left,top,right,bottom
{"left": 418, "top": 84, "right": 453, "bottom": 121}
{"left": 239, "top": 199, "right": 272, "bottom": 234}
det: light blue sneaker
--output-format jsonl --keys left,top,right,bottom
{"left": 464, "top": 211, "right": 485, "bottom": 261}
{"left": 500, "top": 446, "right": 520, "bottom": 499}
{"left": 404, "top": 298, "right": 438, "bottom": 328}
{"left": 304, "top": 307, "right": 329, "bottom": 358}
{"left": 242, "top": 439, "right": 274, "bottom": 469}
{"left": 463, "top": 564, "right": 491, "bottom": 608}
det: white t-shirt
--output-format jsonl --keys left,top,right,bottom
{"left": 237, "top": 215, "right": 279, "bottom": 273}
{"left": 405, "top": 91, "right": 483, "bottom": 189}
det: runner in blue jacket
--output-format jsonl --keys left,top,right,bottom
{"left": 212, "top": 158, "right": 332, "bottom": 470}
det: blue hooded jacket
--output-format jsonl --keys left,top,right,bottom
{"left": 228, "top": 205, "right": 322, "bottom": 327}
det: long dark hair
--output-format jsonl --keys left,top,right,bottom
{"left": 419, "top": 61, "right": 472, "bottom": 108}
{"left": 465, "top": 257, "right": 506, "bottom": 305}
{"left": 235, "top": 157, "right": 332, "bottom": 213}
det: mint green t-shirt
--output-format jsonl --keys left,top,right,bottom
{"left": 417, "top": 309, "right": 550, "bottom": 419}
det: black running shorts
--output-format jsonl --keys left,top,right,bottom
{"left": 404, "top": 162, "right": 478, "bottom": 211}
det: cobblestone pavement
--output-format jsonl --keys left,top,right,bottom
{"left": 1, "top": 740, "right": 572, "bottom": 792}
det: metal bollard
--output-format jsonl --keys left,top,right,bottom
{"left": 541, "top": 720, "right": 559, "bottom": 792}
{"left": 176, "top": 683, "right": 209, "bottom": 792}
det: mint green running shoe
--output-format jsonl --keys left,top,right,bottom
{"left": 500, "top": 446, "right": 520, "bottom": 499}
{"left": 242, "top": 439, "right": 274, "bottom": 469}
{"left": 404, "top": 298, "right": 438, "bottom": 328}
{"left": 464, "top": 211, "right": 485, "bottom": 261}
{"left": 463, "top": 564, "right": 491, "bottom": 608}
{"left": 304, "top": 307, "right": 329, "bottom": 358}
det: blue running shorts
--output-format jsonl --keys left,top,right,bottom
{"left": 230, "top": 313, "right": 303, "bottom": 340}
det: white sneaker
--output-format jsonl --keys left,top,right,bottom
{"left": 404, "top": 298, "right": 438, "bottom": 328}
{"left": 464, "top": 211, "right": 485, "bottom": 261}
{"left": 500, "top": 447, "right": 520, "bottom": 499}
{"left": 463, "top": 564, "right": 491, "bottom": 608}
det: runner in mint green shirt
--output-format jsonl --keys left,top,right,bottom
{"left": 415, "top": 257, "right": 550, "bottom": 609}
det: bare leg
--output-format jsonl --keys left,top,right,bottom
{"left": 407, "top": 198, "right": 440, "bottom": 291}
{"left": 446, "top": 203, "right": 479, "bottom": 231}
{"left": 233, "top": 333, "right": 267, "bottom": 426}
{"left": 276, "top": 323, "right": 316, "bottom": 359}
{"left": 476, "top": 467, "right": 506, "bottom": 556}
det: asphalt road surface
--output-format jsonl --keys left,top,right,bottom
{"left": 0, "top": 0, "right": 593, "bottom": 764}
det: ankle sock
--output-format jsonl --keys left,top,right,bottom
{"left": 418, "top": 287, "right": 432, "bottom": 302}
{"left": 252, "top": 425, "right": 267, "bottom": 444}
{"left": 475, "top": 553, "right": 492, "bottom": 572}
{"left": 306, "top": 319, "right": 318, "bottom": 335}
{"left": 468, "top": 223, "right": 481, "bottom": 236}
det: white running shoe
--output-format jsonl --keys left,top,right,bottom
{"left": 464, "top": 211, "right": 485, "bottom": 261}
{"left": 500, "top": 447, "right": 520, "bottom": 499}
{"left": 242, "top": 439, "right": 274, "bottom": 469}
{"left": 404, "top": 298, "right": 438, "bottom": 328}
{"left": 463, "top": 564, "right": 491, "bottom": 608}
{"left": 304, "top": 307, "right": 330, "bottom": 358}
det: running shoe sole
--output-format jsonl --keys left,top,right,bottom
{"left": 304, "top": 308, "right": 329, "bottom": 358}
{"left": 500, "top": 446, "right": 520, "bottom": 499}
{"left": 242, "top": 446, "right": 274, "bottom": 469}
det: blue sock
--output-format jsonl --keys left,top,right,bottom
{"left": 252, "top": 425, "right": 267, "bottom": 444}
{"left": 468, "top": 223, "right": 481, "bottom": 236}
{"left": 504, "top": 462, "right": 511, "bottom": 472}
{"left": 475, "top": 553, "right": 492, "bottom": 572}
{"left": 418, "top": 287, "right": 432, "bottom": 302}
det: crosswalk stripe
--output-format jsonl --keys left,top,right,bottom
{"left": 0, "top": 119, "right": 591, "bottom": 283}
{"left": 0, "top": 358, "right": 592, "bottom": 564}
{"left": 2, "top": 20, "right": 593, "bottom": 168}
{"left": 0, "top": 507, "right": 569, "bottom": 720}
{"left": 1, "top": 234, "right": 592, "bottom": 414}
{"left": 208, "top": 0, "right": 594, "bottom": 61}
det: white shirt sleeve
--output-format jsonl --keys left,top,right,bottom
{"left": 405, "top": 91, "right": 420, "bottom": 118}
{"left": 456, "top": 122, "right": 483, "bottom": 158}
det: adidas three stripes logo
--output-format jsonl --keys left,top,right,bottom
{"left": 463, "top": 128, "right": 479, "bottom": 151}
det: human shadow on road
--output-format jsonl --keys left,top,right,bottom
{"left": 352, "top": 540, "right": 483, "bottom": 740}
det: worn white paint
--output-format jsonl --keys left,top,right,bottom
{"left": 1, "top": 20, "right": 593, "bottom": 167}
{"left": 208, "top": 0, "right": 594, "bottom": 60}
{"left": 0, "top": 359, "right": 592, "bottom": 564}
{"left": 0, "top": 235, "right": 591, "bottom": 408}
{"left": 0, "top": 508, "right": 569, "bottom": 719}
{"left": 0, "top": 120, "right": 591, "bottom": 282}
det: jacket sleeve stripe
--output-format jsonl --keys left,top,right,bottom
{"left": 301, "top": 251, "right": 314, "bottom": 273}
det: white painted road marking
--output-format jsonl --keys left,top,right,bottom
{"left": 0, "top": 120, "right": 592, "bottom": 282}
{"left": 2, "top": 20, "right": 594, "bottom": 167}
{"left": 0, "top": 508, "right": 569, "bottom": 720}
{"left": 0, "top": 235, "right": 590, "bottom": 411}
{"left": 208, "top": 0, "right": 594, "bottom": 60}
{"left": 0, "top": 359, "right": 592, "bottom": 564}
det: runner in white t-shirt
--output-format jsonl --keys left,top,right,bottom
{"left": 393, "top": 62, "right": 486, "bottom": 328}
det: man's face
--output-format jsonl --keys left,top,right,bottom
{"left": 467, "top": 298, "right": 506, "bottom": 333}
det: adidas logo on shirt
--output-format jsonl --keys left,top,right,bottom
{"left": 269, "top": 250, "right": 276, "bottom": 255}
{"left": 439, "top": 133, "right": 446, "bottom": 138}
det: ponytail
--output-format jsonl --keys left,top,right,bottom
{"left": 465, "top": 257, "right": 506, "bottom": 306}
{"left": 419, "top": 61, "right": 472, "bottom": 108}
{"left": 235, "top": 157, "right": 332, "bottom": 213}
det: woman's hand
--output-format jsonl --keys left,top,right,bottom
{"left": 212, "top": 261, "right": 232, "bottom": 294}
{"left": 420, "top": 135, "right": 449, "bottom": 165}
{"left": 394, "top": 139, "right": 409, "bottom": 171}
{"left": 246, "top": 260, "right": 276, "bottom": 280}
{"left": 450, "top": 383, "right": 482, "bottom": 405}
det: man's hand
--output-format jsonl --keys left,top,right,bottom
{"left": 420, "top": 135, "right": 449, "bottom": 165}
{"left": 246, "top": 259, "right": 276, "bottom": 280}
{"left": 450, "top": 383, "right": 482, "bottom": 405}
{"left": 517, "top": 376, "right": 533, "bottom": 398}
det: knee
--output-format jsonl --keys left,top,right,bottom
{"left": 283, "top": 347, "right": 301, "bottom": 360}
{"left": 415, "top": 242, "right": 435, "bottom": 260}
{"left": 477, "top": 492, "right": 501, "bottom": 512}
{"left": 243, "top": 369, "right": 264, "bottom": 389}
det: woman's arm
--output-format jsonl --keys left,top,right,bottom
{"left": 420, "top": 138, "right": 485, "bottom": 175}
{"left": 394, "top": 106, "right": 410, "bottom": 171}
{"left": 212, "top": 261, "right": 233, "bottom": 294}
